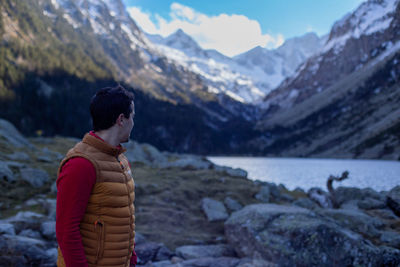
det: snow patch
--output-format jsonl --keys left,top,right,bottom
{"left": 289, "top": 89, "right": 299, "bottom": 99}
{"left": 51, "top": 0, "right": 60, "bottom": 9}
{"left": 43, "top": 10, "right": 57, "bottom": 19}
{"left": 62, "top": 14, "right": 80, "bottom": 28}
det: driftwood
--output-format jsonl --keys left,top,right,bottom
{"left": 327, "top": 171, "right": 349, "bottom": 208}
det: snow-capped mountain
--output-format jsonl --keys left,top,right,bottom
{"left": 148, "top": 29, "right": 326, "bottom": 104}
{"left": 262, "top": 0, "right": 400, "bottom": 112}
{"left": 253, "top": 0, "right": 400, "bottom": 159}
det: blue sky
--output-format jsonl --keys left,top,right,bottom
{"left": 123, "top": 0, "right": 364, "bottom": 56}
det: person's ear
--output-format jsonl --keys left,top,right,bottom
{"left": 117, "top": 114, "right": 125, "bottom": 127}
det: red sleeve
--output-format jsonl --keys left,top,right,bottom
{"left": 130, "top": 243, "right": 137, "bottom": 266}
{"left": 56, "top": 157, "right": 96, "bottom": 267}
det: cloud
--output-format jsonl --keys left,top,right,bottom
{"left": 127, "top": 3, "right": 285, "bottom": 57}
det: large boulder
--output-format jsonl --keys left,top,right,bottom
{"left": 317, "top": 208, "right": 384, "bottom": 239}
{"left": 387, "top": 186, "right": 400, "bottom": 217}
{"left": 224, "top": 203, "right": 400, "bottom": 266}
{"left": 175, "top": 244, "right": 235, "bottom": 259}
{"left": 0, "top": 119, "right": 34, "bottom": 149}
{"left": 201, "top": 198, "right": 228, "bottom": 222}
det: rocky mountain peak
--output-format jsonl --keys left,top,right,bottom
{"left": 325, "top": 0, "right": 399, "bottom": 52}
{"left": 163, "top": 29, "right": 203, "bottom": 52}
{"left": 276, "top": 32, "right": 323, "bottom": 57}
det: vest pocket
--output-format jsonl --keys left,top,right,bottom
{"left": 94, "top": 219, "right": 105, "bottom": 263}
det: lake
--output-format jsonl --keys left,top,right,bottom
{"left": 207, "top": 157, "right": 400, "bottom": 192}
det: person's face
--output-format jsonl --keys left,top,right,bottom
{"left": 120, "top": 102, "right": 135, "bottom": 143}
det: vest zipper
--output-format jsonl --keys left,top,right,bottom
{"left": 94, "top": 219, "right": 105, "bottom": 263}
{"left": 116, "top": 155, "right": 125, "bottom": 170}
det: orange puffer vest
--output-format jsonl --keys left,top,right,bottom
{"left": 57, "top": 133, "right": 135, "bottom": 267}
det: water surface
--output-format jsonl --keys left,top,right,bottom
{"left": 208, "top": 157, "right": 400, "bottom": 191}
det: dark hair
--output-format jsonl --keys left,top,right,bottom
{"left": 90, "top": 85, "right": 135, "bottom": 131}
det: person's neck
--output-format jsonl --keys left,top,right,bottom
{"left": 94, "top": 129, "right": 120, "bottom": 147}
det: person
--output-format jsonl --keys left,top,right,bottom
{"left": 56, "top": 85, "right": 137, "bottom": 267}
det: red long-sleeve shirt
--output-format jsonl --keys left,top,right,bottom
{"left": 56, "top": 132, "right": 137, "bottom": 266}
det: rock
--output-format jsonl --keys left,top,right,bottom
{"left": 0, "top": 119, "right": 34, "bottom": 149}
{"left": 40, "top": 147, "right": 63, "bottom": 161}
{"left": 0, "top": 223, "right": 15, "bottom": 235}
{"left": 160, "top": 156, "right": 211, "bottom": 170}
{"left": 4, "top": 160, "right": 26, "bottom": 169}
{"left": 19, "top": 229, "right": 41, "bottom": 239}
{"left": 213, "top": 165, "right": 248, "bottom": 178}
{"left": 224, "top": 203, "right": 400, "bottom": 266}
{"left": 318, "top": 208, "right": 384, "bottom": 239}
{"left": 307, "top": 187, "right": 333, "bottom": 208}
{"left": 335, "top": 187, "right": 384, "bottom": 206}
{"left": 224, "top": 197, "right": 242, "bottom": 212}
{"left": 169, "top": 257, "right": 240, "bottom": 267}
{"left": 279, "top": 193, "right": 295, "bottom": 202}
{"left": 292, "top": 197, "right": 319, "bottom": 209}
{"left": 151, "top": 260, "right": 174, "bottom": 267}
{"left": 387, "top": 186, "right": 400, "bottom": 217}
{"left": 380, "top": 231, "right": 400, "bottom": 248}
{"left": 293, "top": 187, "right": 305, "bottom": 194}
{"left": 175, "top": 244, "right": 235, "bottom": 259}
{"left": 225, "top": 167, "right": 247, "bottom": 178}
{"left": 368, "top": 208, "right": 398, "bottom": 220}
{"left": 45, "top": 248, "right": 58, "bottom": 263}
{"left": 357, "top": 197, "right": 387, "bottom": 210}
{"left": 25, "top": 199, "right": 39, "bottom": 206}
{"left": 0, "top": 234, "right": 48, "bottom": 262}
{"left": 37, "top": 154, "right": 52, "bottom": 162}
{"left": 142, "top": 144, "right": 168, "bottom": 165}
{"left": 339, "top": 200, "right": 360, "bottom": 210}
{"left": 51, "top": 181, "right": 57, "bottom": 193}
{"left": 19, "top": 167, "right": 50, "bottom": 188}
{"left": 3, "top": 211, "right": 44, "bottom": 233}
{"left": 136, "top": 242, "right": 169, "bottom": 264}
{"left": 6, "top": 152, "right": 30, "bottom": 161}
{"left": 0, "top": 255, "right": 27, "bottom": 266}
{"left": 155, "top": 245, "right": 173, "bottom": 261}
{"left": 201, "top": 198, "right": 228, "bottom": 222}
{"left": 42, "top": 198, "right": 57, "bottom": 220}
{"left": 135, "top": 232, "right": 147, "bottom": 245}
{"left": 0, "top": 161, "right": 14, "bottom": 183}
{"left": 41, "top": 221, "right": 56, "bottom": 240}
{"left": 255, "top": 186, "right": 270, "bottom": 202}
{"left": 124, "top": 141, "right": 152, "bottom": 165}
{"left": 237, "top": 258, "right": 278, "bottom": 267}
{"left": 278, "top": 184, "right": 288, "bottom": 191}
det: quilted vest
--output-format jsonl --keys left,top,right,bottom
{"left": 57, "top": 133, "right": 135, "bottom": 267}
